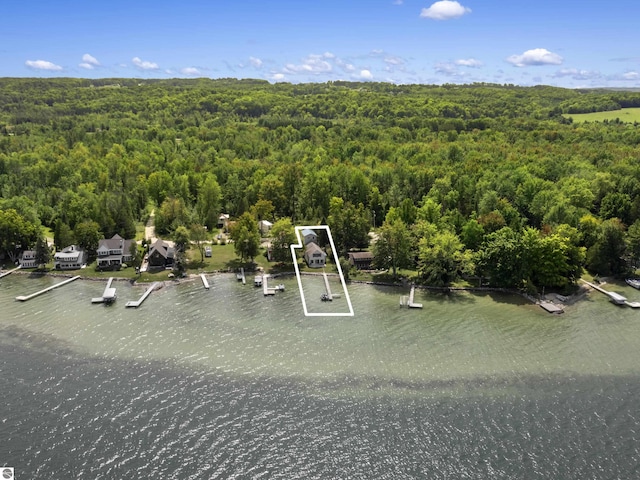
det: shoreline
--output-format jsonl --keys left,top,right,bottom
{"left": 1, "top": 267, "right": 595, "bottom": 308}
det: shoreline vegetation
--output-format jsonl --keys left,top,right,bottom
{"left": 1, "top": 266, "right": 596, "bottom": 310}
{"left": 3, "top": 79, "right": 640, "bottom": 298}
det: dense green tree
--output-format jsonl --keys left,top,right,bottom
{"left": 417, "top": 231, "right": 472, "bottom": 286}
{"left": 327, "top": 197, "right": 370, "bottom": 257}
{"left": 0, "top": 209, "right": 39, "bottom": 262}
{"left": 74, "top": 220, "right": 102, "bottom": 259}
{"left": 195, "top": 174, "right": 221, "bottom": 229}
{"left": 587, "top": 218, "right": 627, "bottom": 276}
{"left": 230, "top": 212, "right": 261, "bottom": 262}
{"left": 53, "top": 219, "right": 74, "bottom": 251}
{"left": 190, "top": 223, "right": 208, "bottom": 263}
{"left": 372, "top": 218, "right": 412, "bottom": 277}
{"left": 269, "top": 218, "right": 296, "bottom": 263}
{"left": 34, "top": 235, "right": 51, "bottom": 268}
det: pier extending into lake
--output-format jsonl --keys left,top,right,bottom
{"left": 400, "top": 285, "right": 423, "bottom": 309}
{"left": 236, "top": 267, "right": 246, "bottom": 285}
{"left": 15, "top": 275, "right": 80, "bottom": 301}
{"left": 126, "top": 282, "right": 160, "bottom": 308}
{"left": 0, "top": 265, "right": 21, "bottom": 279}
{"left": 200, "top": 273, "right": 210, "bottom": 290}
{"left": 582, "top": 280, "right": 640, "bottom": 308}
{"left": 91, "top": 277, "right": 117, "bottom": 304}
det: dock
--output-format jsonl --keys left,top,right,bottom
{"left": 539, "top": 301, "right": 564, "bottom": 314}
{"left": 236, "top": 267, "right": 246, "bottom": 285}
{"left": 322, "top": 271, "right": 333, "bottom": 301}
{"left": 581, "top": 280, "right": 640, "bottom": 307}
{"left": 15, "top": 275, "right": 80, "bottom": 301}
{"left": 0, "top": 265, "right": 21, "bottom": 279}
{"left": 91, "top": 277, "right": 117, "bottom": 304}
{"left": 263, "top": 274, "right": 276, "bottom": 296}
{"left": 125, "top": 282, "right": 160, "bottom": 308}
{"left": 200, "top": 273, "right": 210, "bottom": 290}
{"left": 400, "top": 285, "right": 423, "bottom": 308}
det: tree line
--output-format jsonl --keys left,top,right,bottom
{"left": 1, "top": 78, "right": 640, "bottom": 292}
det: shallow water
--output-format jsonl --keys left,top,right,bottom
{"left": 1, "top": 273, "right": 640, "bottom": 478}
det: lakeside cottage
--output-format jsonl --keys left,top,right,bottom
{"left": 19, "top": 250, "right": 37, "bottom": 268}
{"left": 97, "top": 234, "right": 135, "bottom": 270}
{"left": 148, "top": 239, "right": 175, "bottom": 269}
{"left": 304, "top": 242, "right": 327, "bottom": 268}
{"left": 348, "top": 251, "right": 374, "bottom": 270}
{"left": 54, "top": 245, "right": 85, "bottom": 270}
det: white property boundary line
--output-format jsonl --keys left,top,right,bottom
{"left": 290, "top": 225, "right": 354, "bottom": 317}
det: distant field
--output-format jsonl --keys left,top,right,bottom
{"left": 564, "top": 107, "right": 640, "bottom": 123}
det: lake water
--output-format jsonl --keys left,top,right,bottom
{"left": 1, "top": 273, "right": 640, "bottom": 478}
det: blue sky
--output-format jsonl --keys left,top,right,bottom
{"left": 2, "top": 0, "right": 639, "bottom": 88}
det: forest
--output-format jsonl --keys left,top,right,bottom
{"left": 1, "top": 77, "right": 640, "bottom": 293}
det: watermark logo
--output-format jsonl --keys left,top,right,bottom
{"left": 1, "top": 467, "right": 14, "bottom": 480}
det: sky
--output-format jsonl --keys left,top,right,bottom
{"left": 2, "top": 0, "right": 640, "bottom": 88}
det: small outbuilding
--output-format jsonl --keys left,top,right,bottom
{"left": 302, "top": 228, "right": 318, "bottom": 246}
{"left": 258, "top": 220, "right": 273, "bottom": 235}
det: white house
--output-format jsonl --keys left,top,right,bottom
{"left": 19, "top": 250, "right": 37, "bottom": 268}
{"left": 304, "top": 242, "right": 327, "bottom": 268}
{"left": 96, "top": 234, "right": 135, "bottom": 270}
{"left": 54, "top": 245, "right": 85, "bottom": 270}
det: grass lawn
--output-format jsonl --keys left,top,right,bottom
{"left": 564, "top": 107, "right": 640, "bottom": 123}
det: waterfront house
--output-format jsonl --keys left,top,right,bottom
{"left": 302, "top": 228, "right": 318, "bottom": 246}
{"left": 54, "top": 245, "right": 85, "bottom": 270}
{"left": 148, "top": 239, "right": 175, "bottom": 269}
{"left": 217, "top": 214, "right": 230, "bottom": 231}
{"left": 19, "top": 250, "right": 37, "bottom": 268}
{"left": 96, "top": 234, "right": 135, "bottom": 270}
{"left": 304, "top": 242, "right": 327, "bottom": 268}
{"left": 348, "top": 251, "right": 374, "bottom": 270}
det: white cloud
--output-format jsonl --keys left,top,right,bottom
{"left": 384, "top": 55, "right": 405, "bottom": 66}
{"left": 455, "top": 58, "right": 482, "bottom": 68}
{"left": 79, "top": 63, "right": 94, "bottom": 70}
{"left": 271, "top": 73, "right": 286, "bottom": 82}
{"left": 82, "top": 54, "right": 100, "bottom": 66}
{"left": 25, "top": 59, "right": 63, "bottom": 71}
{"left": 132, "top": 57, "right": 159, "bottom": 70}
{"left": 622, "top": 71, "right": 639, "bottom": 80}
{"left": 283, "top": 53, "right": 334, "bottom": 75}
{"left": 181, "top": 67, "right": 201, "bottom": 76}
{"left": 420, "top": 1, "right": 471, "bottom": 20}
{"left": 435, "top": 62, "right": 462, "bottom": 76}
{"left": 552, "top": 68, "right": 601, "bottom": 80}
{"left": 249, "top": 56, "right": 263, "bottom": 68}
{"left": 359, "top": 69, "right": 373, "bottom": 80}
{"left": 506, "top": 48, "right": 563, "bottom": 67}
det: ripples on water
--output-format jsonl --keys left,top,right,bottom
{"left": 2, "top": 274, "right": 640, "bottom": 478}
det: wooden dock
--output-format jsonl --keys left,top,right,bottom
{"left": 200, "top": 273, "right": 210, "bottom": 290}
{"left": 322, "top": 271, "right": 333, "bottom": 301}
{"left": 0, "top": 265, "right": 21, "bottom": 279}
{"left": 539, "top": 301, "right": 564, "bottom": 314}
{"left": 91, "top": 277, "right": 117, "bottom": 303}
{"left": 15, "top": 275, "right": 80, "bottom": 302}
{"left": 125, "top": 282, "right": 159, "bottom": 308}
